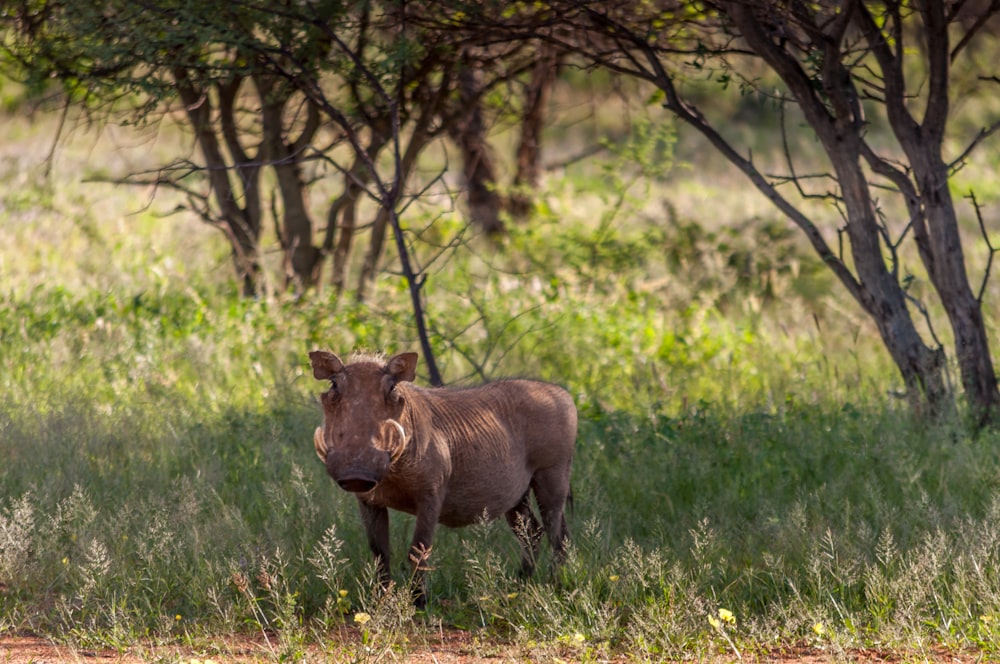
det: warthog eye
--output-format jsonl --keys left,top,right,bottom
{"left": 322, "top": 383, "right": 342, "bottom": 404}
{"left": 382, "top": 374, "right": 403, "bottom": 404}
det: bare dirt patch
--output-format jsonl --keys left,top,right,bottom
{"left": 1, "top": 631, "right": 487, "bottom": 663}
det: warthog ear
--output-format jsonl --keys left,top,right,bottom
{"left": 310, "top": 351, "right": 345, "bottom": 381}
{"left": 386, "top": 352, "right": 418, "bottom": 383}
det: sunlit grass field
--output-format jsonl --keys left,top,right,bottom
{"left": 3, "top": 98, "right": 1000, "bottom": 662}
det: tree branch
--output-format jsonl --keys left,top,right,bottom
{"left": 949, "top": 118, "right": 1000, "bottom": 172}
{"left": 919, "top": 0, "right": 950, "bottom": 143}
{"left": 586, "top": 11, "right": 863, "bottom": 303}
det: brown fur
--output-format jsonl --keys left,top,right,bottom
{"left": 309, "top": 350, "right": 577, "bottom": 606}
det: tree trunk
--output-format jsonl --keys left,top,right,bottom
{"left": 835, "top": 163, "right": 950, "bottom": 419}
{"left": 356, "top": 205, "right": 392, "bottom": 303}
{"left": 852, "top": 0, "right": 1000, "bottom": 424}
{"left": 174, "top": 69, "right": 262, "bottom": 296}
{"left": 357, "top": 104, "right": 435, "bottom": 299}
{"left": 911, "top": 155, "right": 999, "bottom": 423}
{"left": 324, "top": 123, "right": 391, "bottom": 294}
{"left": 448, "top": 56, "right": 504, "bottom": 236}
{"left": 324, "top": 179, "right": 359, "bottom": 294}
{"left": 258, "top": 75, "right": 322, "bottom": 292}
{"left": 510, "top": 43, "right": 559, "bottom": 220}
{"left": 217, "top": 78, "right": 264, "bottom": 276}
{"left": 721, "top": 2, "right": 954, "bottom": 418}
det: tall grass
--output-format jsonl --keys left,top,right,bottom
{"left": 2, "top": 106, "right": 1000, "bottom": 661}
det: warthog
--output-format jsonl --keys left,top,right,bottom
{"left": 309, "top": 350, "right": 577, "bottom": 605}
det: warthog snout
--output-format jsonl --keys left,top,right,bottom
{"left": 326, "top": 451, "right": 390, "bottom": 493}
{"left": 336, "top": 473, "right": 379, "bottom": 493}
{"left": 313, "top": 425, "right": 393, "bottom": 494}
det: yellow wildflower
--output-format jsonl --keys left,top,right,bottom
{"left": 353, "top": 612, "right": 371, "bottom": 625}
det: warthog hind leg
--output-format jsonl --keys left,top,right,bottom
{"left": 530, "top": 467, "right": 571, "bottom": 564}
{"left": 505, "top": 491, "right": 543, "bottom": 577}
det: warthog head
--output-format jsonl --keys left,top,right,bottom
{"left": 309, "top": 351, "right": 418, "bottom": 493}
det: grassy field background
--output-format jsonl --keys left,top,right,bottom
{"left": 3, "top": 82, "right": 1000, "bottom": 662}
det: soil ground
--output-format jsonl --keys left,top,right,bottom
{"left": 0, "top": 632, "right": 984, "bottom": 663}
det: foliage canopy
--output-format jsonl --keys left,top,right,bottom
{"left": 4, "top": 0, "right": 1000, "bottom": 420}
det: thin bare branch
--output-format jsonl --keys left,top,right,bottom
{"left": 949, "top": 118, "right": 1000, "bottom": 172}
{"left": 967, "top": 190, "right": 997, "bottom": 304}
{"left": 777, "top": 98, "right": 840, "bottom": 205}
{"left": 950, "top": 1, "right": 1000, "bottom": 62}
{"left": 902, "top": 287, "right": 945, "bottom": 351}
{"left": 42, "top": 94, "right": 71, "bottom": 181}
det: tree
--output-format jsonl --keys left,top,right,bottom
{"left": 2, "top": 0, "right": 540, "bottom": 382}
{"left": 4, "top": 1, "right": 545, "bottom": 293}
{"left": 461, "top": 0, "right": 1000, "bottom": 423}
{"left": 172, "top": 69, "right": 268, "bottom": 297}
{"left": 2, "top": 1, "right": 337, "bottom": 295}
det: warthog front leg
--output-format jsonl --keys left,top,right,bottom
{"left": 357, "top": 499, "right": 391, "bottom": 588}
{"left": 408, "top": 496, "right": 444, "bottom": 609}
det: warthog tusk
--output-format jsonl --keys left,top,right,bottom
{"left": 314, "top": 426, "right": 328, "bottom": 461}
{"left": 387, "top": 419, "right": 408, "bottom": 462}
